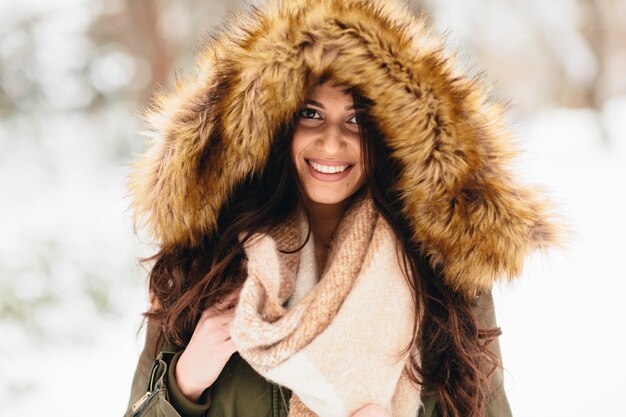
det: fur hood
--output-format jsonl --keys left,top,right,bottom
{"left": 128, "top": 0, "right": 560, "bottom": 296}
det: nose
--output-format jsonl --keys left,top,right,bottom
{"left": 317, "top": 124, "right": 346, "bottom": 154}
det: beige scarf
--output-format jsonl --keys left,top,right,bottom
{"left": 231, "top": 192, "right": 422, "bottom": 417}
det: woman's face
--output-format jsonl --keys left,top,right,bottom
{"left": 291, "top": 81, "right": 366, "bottom": 207}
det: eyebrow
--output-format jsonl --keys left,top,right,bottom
{"left": 305, "top": 99, "right": 356, "bottom": 111}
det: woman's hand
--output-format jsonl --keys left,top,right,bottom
{"left": 351, "top": 404, "right": 391, "bottom": 417}
{"left": 174, "top": 288, "right": 241, "bottom": 402}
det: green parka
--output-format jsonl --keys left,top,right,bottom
{"left": 124, "top": 0, "right": 560, "bottom": 415}
{"left": 123, "top": 292, "right": 511, "bottom": 417}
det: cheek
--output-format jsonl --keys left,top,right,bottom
{"left": 354, "top": 143, "right": 366, "bottom": 181}
{"left": 355, "top": 165, "right": 367, "bottom": 188}
{"left": 290, "top": 132, "right": 304, "bottom": 162}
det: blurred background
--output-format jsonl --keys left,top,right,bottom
{"left": 0, "top": 0, "right": 624, "bottom": 416}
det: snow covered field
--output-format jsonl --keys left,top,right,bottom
{"left": 493, "top": 101, "right": 626, "bottom": 417}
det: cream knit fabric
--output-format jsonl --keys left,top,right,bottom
{"left": 231, "top": 192, "right": 422, "bottom": 417}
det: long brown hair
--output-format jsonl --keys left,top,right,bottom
{"left": 356, "top": 88, "right": 503, "bottom": 417}
{"left": 143, "top": 76, "right": 502, "bottom": 417}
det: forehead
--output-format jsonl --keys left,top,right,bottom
{"left": 308, "top": 81, "right": 354, "bottom": 105}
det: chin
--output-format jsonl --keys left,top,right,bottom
{"left": 306, "top": 194, "right": 351, "bottom": 206}
{"left": 302, "top": 186, "right": 362, "bottom": 207}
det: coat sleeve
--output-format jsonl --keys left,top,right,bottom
{"left": 418, "top": 291, "right": 513, "bottom": 417}
{"left": 473, "top": 291, "right": 513, "bottom": 417}
{"left": 123, "top": 320, "right": 213, "bottom": 417}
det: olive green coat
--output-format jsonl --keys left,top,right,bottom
{"left": 123, "top": 292, "right": 512, "bottom": 417}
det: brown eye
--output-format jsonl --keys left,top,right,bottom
{"left": 298, "top": 107, "right": 322, "bottom": 120}
{"left": 347, "top": 114, "right": 359, "bottom": 124}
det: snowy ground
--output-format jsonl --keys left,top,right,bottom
{"left": 0, "top": 110, "right": 154, "bottom": 416}
{"left": 1, "top": 99, "right": 623, "bottom": 417}
{"left": 493, "top": 100, "right": 626, "bottom": 417}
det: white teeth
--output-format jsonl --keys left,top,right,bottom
{"left": 308, "top": 160, "right": 351, "bottom": 174}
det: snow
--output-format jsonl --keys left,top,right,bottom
{"left": 492, "top": 104, "right": 626, "bottom": 417}
{"left": 0, "top": 108, "right": 154, "bottom": 415}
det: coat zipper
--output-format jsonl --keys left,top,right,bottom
{"left": 278, "top": 385, "right": 289, "bottom": 414}
{"left": 131, "top": 391, "right": 153, "bottom": 413}
{"left": 131, "top": 358, "right": 161, "bottom": 415}
{"left": 273, "top": 384, "right": 290, "bottom": 416}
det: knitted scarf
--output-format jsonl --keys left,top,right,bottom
{"left": 231, "top": 192, "right": 422, "bottom": 417}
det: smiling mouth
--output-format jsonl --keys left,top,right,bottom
{"left": 305, "top": 159, "right": 354, "bottom": 174}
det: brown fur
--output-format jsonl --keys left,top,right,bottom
{"left": 128, "top": 0, "right": 561, "bottom": 297}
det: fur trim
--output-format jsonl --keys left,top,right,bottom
{"left": 128, "top": 0, "right": 561, "bottom": 296}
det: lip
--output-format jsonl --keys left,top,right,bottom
{"left": 304, "top": 158, "right": 354, "bottom": 182}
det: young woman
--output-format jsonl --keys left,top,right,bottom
{"left": 124, "top": 1, "right": 559, "bottom": 416}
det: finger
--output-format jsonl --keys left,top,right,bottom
{"left": 217, "top": 305, "right": 236, "bottom": 317}
{"left": 216, "top": 331, "right": 232, "bottom": 343}
{"left": 201, "top": 305, "right": 217, "bottom": 319}
{"left": 216, "top": 288, "right": 242, "bottom": 306}
{"left": 209, "top": 328, "right": 232, "bottom": 344}
{"left": 214, "top": 300, "right": 239, "bottom": 314}
{"left": 216, "top": 315, "right": 235, "bottom": 329}
{"left": 201, "top": 306, "right": 227, "bottom": 320}
{"left": 206, "top": 298, "right": 238, "bottom": 317}
{"left": 217, "top": 300, "right": 239, "bottom": 312}
{"left": 204, "top": 309, "right": 235, "bottom": 328}
{"left": 218, "top": 288, "right": 241, "bottom": 302}
{"left": 220, "top": 337, "right": 237, "bottom": 355}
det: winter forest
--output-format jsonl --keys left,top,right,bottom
{"left": 0, "top": 0, "right": 624, "bottom": 416}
